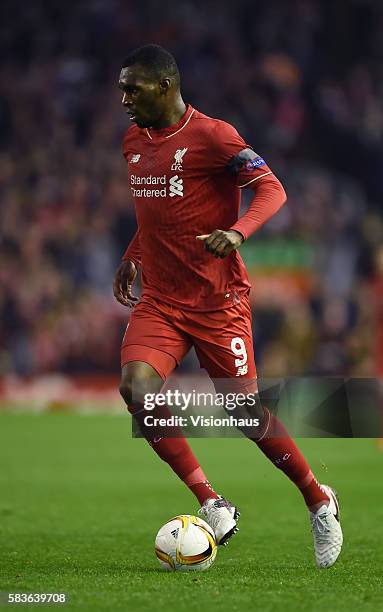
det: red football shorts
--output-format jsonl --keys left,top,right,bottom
{"left": 121, "top": 293, "right": 257, "bottom": 383}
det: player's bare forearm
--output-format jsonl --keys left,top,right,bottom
{"left": 196, "top": 229, "right": 244, "bottom": 258}
{"left": 113, "top": 259, "right": 139, "bottom": 307}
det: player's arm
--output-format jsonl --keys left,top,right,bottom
{"left": 122, "top": 230, "right": 141, "bottom": 268}
{"left": 229, "top": 148, "right": 287, "bottom": 241}
{"left": 113, "top": 231, "right": 140, "bottom": 307}
{"left": 197, "top": 148, "right": 286, "bottom": 258}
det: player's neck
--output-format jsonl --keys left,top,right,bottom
{"left": 151, "top": 97, "right": 187, "bottom": 130}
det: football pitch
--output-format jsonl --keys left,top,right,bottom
{"left": 1, "top": 413, "right": 382, "bottom": 612}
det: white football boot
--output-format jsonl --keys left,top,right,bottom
{"left": 198, "top": 497, "right": 240, "bottom": 546}
{"left": 310, "top": 484, "right": 343, "bottom": 568}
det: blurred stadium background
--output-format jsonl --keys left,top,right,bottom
{"left": 1, "top": 0, "right": 383, "bottom": 407}
{"left": 1, "top": 3, "right": 383, "bottom": 609}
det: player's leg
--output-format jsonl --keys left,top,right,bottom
{"left": 120, "top": 298, "right": 220, "bottom": 506}
{"left": 192, "top": 295, "right": 330, "bottom": 507}
{"left": 191, "top": 294, "right": 343, "bottom": 565}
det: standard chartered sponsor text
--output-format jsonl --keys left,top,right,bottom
{"left": 131, "top": 174, "right": 167, "bottom": 197}
{"left": 131, "top": 174, "right": 166, "bottom": 184}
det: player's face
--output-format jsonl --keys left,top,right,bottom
{"left": 119, "top": 66, "right": 166, "bottom": 129}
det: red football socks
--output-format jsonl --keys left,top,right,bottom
{"left": 128, "top": 400, "right": 329, "bottom": 509}
{"left": 254, "top": 407, "right": 330, "bottom": 508}
{"left": 129, "top": 402, "right": 219, "bottom": 505}
{"left": 149, "top": 437, "right": 219, "bottom": 504}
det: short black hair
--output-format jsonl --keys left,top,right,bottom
{"left": 122, "top": 44, "right": 180, "bottom": 86}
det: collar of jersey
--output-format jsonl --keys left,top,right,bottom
{"left": 144, "top": 104, "right": 195, "bottom": 140}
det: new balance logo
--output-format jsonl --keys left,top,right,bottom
{"left": 236, "top": 365, "right": 248, "bottom": 376}
{"left": 169, "top": 175, "right": 183, "bottom": 197}
{"left": 273, "top": 453, "right": 291, "bottom": 466}
{"left": 171, "top": 148, "right": 188, "bottom": 171}
{"left": 130, "top": 154, "right": 141, "bottom": 163}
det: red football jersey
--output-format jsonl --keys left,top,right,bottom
{"left": 122, "top": 104, "right": 273, "bottom": 311}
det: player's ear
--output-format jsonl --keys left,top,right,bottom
{"left": 159, "top": 78, "right": 172, "bottom": 94}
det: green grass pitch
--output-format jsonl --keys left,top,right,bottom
{"left": 1, "top": 413, "right": 382, "bottom": 611}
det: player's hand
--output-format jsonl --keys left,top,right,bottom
{"left": 196, "top": 230, "right": 244, "bottom": 258}
{"left": 113, "top": 260, "right": 138, "bottom": 307}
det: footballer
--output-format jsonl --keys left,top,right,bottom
{"left": 113, "top": 44, "right": 343, "bottom": 568}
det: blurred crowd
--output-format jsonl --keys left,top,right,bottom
{"left": 1, "top": 0, "right": 382, "bottom": 377}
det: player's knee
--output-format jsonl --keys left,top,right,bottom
{"left": 119, "top": 377, "right": 134, "bottom": 407}
{"left": 119, "top": 362, "right": 163, "bottom": 412}
{"left": 221, "top": 389, "right": 265, "bottom": 421}
{"left": 223, "top": 391, "right": 267, "bottom": 437}
{"left": 119, "top": 376, "right": 148, "bottom": 410}
{"left": 246, "top": 394, "right": 266, "bottom": 422}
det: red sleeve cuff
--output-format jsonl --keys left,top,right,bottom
{"left": 230, "top": 227, "right": 247, "bottom": 242}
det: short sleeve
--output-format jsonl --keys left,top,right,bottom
{"left": 211, "top": 120, "right": 273, "bottom": 188}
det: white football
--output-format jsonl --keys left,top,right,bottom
{"left": 155, "top": 514, "right": 217, "bottom": 571}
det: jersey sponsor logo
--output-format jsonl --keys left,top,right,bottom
{"left": 129, "top": 174, "right": 184, "bottom": 198}
{"left": 130, "top": 154, "right": 141, "bottom": 163}
{"left": 131, "top": 174, "right": 166, "bottom": 185}
{"left": 245, "top": 157, "right": 266, "bottom": 170}
{"left": 171, "top": 147, "right": 188, "bottom": 171}
{"left": 169, "top": 175, "right": 183, "bottom": 197}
